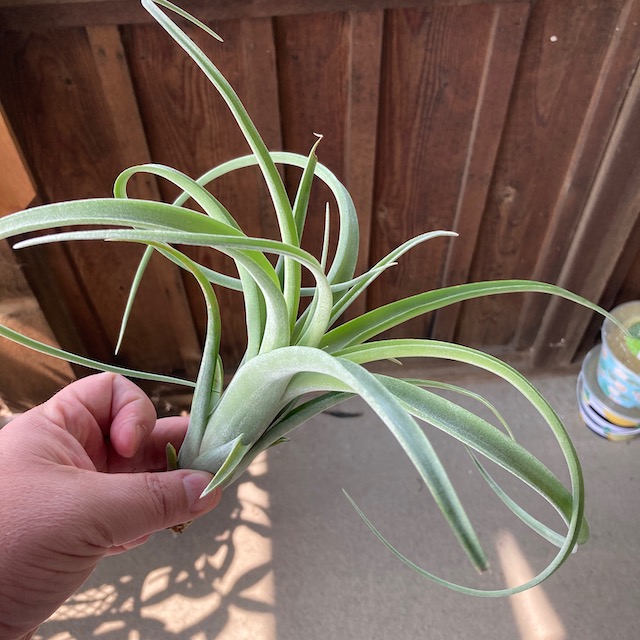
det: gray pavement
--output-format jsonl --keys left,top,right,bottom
{"left": 32, "top": 364, "right": 639, "bottom": 639}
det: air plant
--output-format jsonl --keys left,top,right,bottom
{"left": 0, "top": 0, "right": 623, "bottom": 596}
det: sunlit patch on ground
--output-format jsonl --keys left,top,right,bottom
{"left": 34, "top": 453, "right": 275, "bottom": 639}
{"left": 496, "top": 530, "right": 566, "bottom": 640}
{"left": 141, "top": 456, "right": 274, "bottom": 637}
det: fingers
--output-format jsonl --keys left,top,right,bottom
{"left": 32, "top": 373, "right": 194, "bottom": 473}
{"left": 100, "top": 374, "right": 157, "bottom": 458}
{"left": 83, "top": 469, "right": 222, "bottom": 548}
{"left": 39, "top": 373, "right": 158, "bottom": 462}
{"left": 107, "top": 415, "right": 190, "bottom": 473}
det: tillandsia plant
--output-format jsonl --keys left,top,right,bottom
{"left": 0, "top": 0, "right": 626, "bottom": 596}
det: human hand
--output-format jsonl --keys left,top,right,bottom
{"left": 0, "top": 373, "right": 221, "bottom": 640}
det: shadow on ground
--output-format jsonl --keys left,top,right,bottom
{"left": 35, "top": 456, "right": 275, "bottom": 640}
{"left": 33, "top": 366, "right": 639, "bottom": 639}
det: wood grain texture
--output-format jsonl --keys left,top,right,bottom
{"left": 431, "top": 1, "right": 529, "bottom": 341}
{"left": 516, "top": 0, "right": 640, "bottom": 355}
{"left": 124, "top": 16, "right": 282, "bottom": 367}
{"left": 0, "top": 29, "right": 114, "bottom": 364}
{"left": 0, "top": 295, "right": 75, "bottom": 410}
{"left": 0, "top": 105, "right": 36, "bottom": 216}
{"left": 532, "top": 51, "right": 640, "bottom": 367}
{"left": 88, "top": 24, "right": 202, "bottom": 377}
{"left": 0, "top": 0, "right": 528, "bottom": 29}
{"left": 2, "top": 0, "right": 640, "bottom": 400}
{"left": 577, "top": 208, "right": 640, "bottom": 361}
{"left": 610, "top": 220, "right": 640, "bottom": 311}
{"left": 344, "top": 9, "right": 384, "bottom": 319}
{"left": 87, "top": 25, "right": 159, "bottom": 199}
{"left": 369, "top": 3, "right": 504, "bottom": 338}
{"left": 0, "top": 27, "right": 196, "bottom": 379}
{"left": 455, "top": 0, "right": 632, "bottom": 350}
{"left": 275, "top": 11, "right": 350, "bottom": 287}
{"left": 0, "top": 114, "right": 74, "bottom": 407}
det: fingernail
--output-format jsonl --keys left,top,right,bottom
{"left": 182, "top": 471, "right": 220, "bottom": 513}
{"left": 133, "top": 423, "right": 148, "bottom": 450}
{"left": 135, "top": 422, "right": 148, "bottom": 442}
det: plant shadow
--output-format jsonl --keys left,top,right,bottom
{"left": 34, "top": 454, "right": 275, "bottom": 640}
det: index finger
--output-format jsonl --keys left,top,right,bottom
{"left": 107, "top": 415, "right": 190, "bottom": 473}
{"left": 40, "top": 372, "right": 157, "bottom": 462}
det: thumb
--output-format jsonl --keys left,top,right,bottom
{"left": 82, "top": 469, "right": 221, "bottom": 548}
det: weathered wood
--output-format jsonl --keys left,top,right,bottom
{"left": 431, "top": 1, "right": 529, "bottom": 341}
{"left": 238, "top": 16, "right": 285, "bottom": 245}
{"left": 531, "top": 56, "right": 640, "bottom": 367}
{"left": 87, "top": 24, "right": 202, "bottom": 377}
{"left": 2, "top": 0, "right": 640, "bottom": 391}
{"left": 87, "top": 25, "right": 159, "bottom": 197}
{"left": 455, "top": 0, "right": 631, "bottom": 350}
{"left": 0, "top": 108, "right": 75, "bottom": 410}
{"left": 559, "top": 199, "right": 640, "bottom": 362}
{"left": 275, "top": 11, "right": 350, "bottom": 283}
{"left": 1, "top": 28, "right": 134, "bottom": 363}
{"left": 0, "top": 106, "right": 36, "bottom": 214}
{"left": 123, "top": 16, "right": 282, "bottom": 367}
{"left": 0, "top": 0, "right": 528, "bottom": 30}
{"left": 516, "top": 0, "right": 640, "bottom": 354}
{"left": 369, "top": 3, "right": 510, "bottom": 338}
{"left": 0, "top": 27, "right": 198, "bottom": 378}
{"left": 0, "top": 296, "right": 76, "bottom": 410}
{"left": 343, "top": 9, "right": 384, "bottom": 319}
{"left": 575, "top": 211, "right": 640, "bottom": 361}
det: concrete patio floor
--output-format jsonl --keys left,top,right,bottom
{"left": 31, "top": 363, "right": 639, "bottom": 639}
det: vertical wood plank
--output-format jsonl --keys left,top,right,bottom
{"left": 343, "top": 9, "right": 383, "bottom": 319}
{"left": 369, "top": 3, "right": 505, "bottom": 339}
{"left": 275, "top": 11, "right": 350, "bottom": 277}
{"left": 531, "top": 59, "right": 640, "bottom": 367}
{"left": 0, "top": 28, "right": 117, "bottom": 368}
{"left": 516, "top": 0, "right": 640, "bottom": 355}
{"left": 124, "top": 17, "right": 282, "bottom": 367}
{"left": 87, "top": 24, "right": 202, "bottom": 377}
{"left": 576, "top": 211, "right": 640, "bottom": 359}
{"left": 574, "top": 208, "right": 640, "bottom": 359}
{"left": 455, "top": 0, "right": 630, "bottom": 349}
{"left": 86, "top": 25, "right": 159, "bottom": 199}
{"left": 238, "top": 17, "right": 284, "bottom": 244}
{"left": 431, "top": 1, "right": 529, "bottom": 341}
{"left": 0, "top": 107, "right": 75, "bottom": 409}
{"left": 0, "top": 105, "right": 36, "bottom": 212}
{"left": 2, "top": 0, "right": 639, "bottom": 374}
{"left": 0, "top": 27, "right": 197, "bottom": 378}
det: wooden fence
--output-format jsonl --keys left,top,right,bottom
{"left": 1, "top": 0, "right": 640, "bottom": 410}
